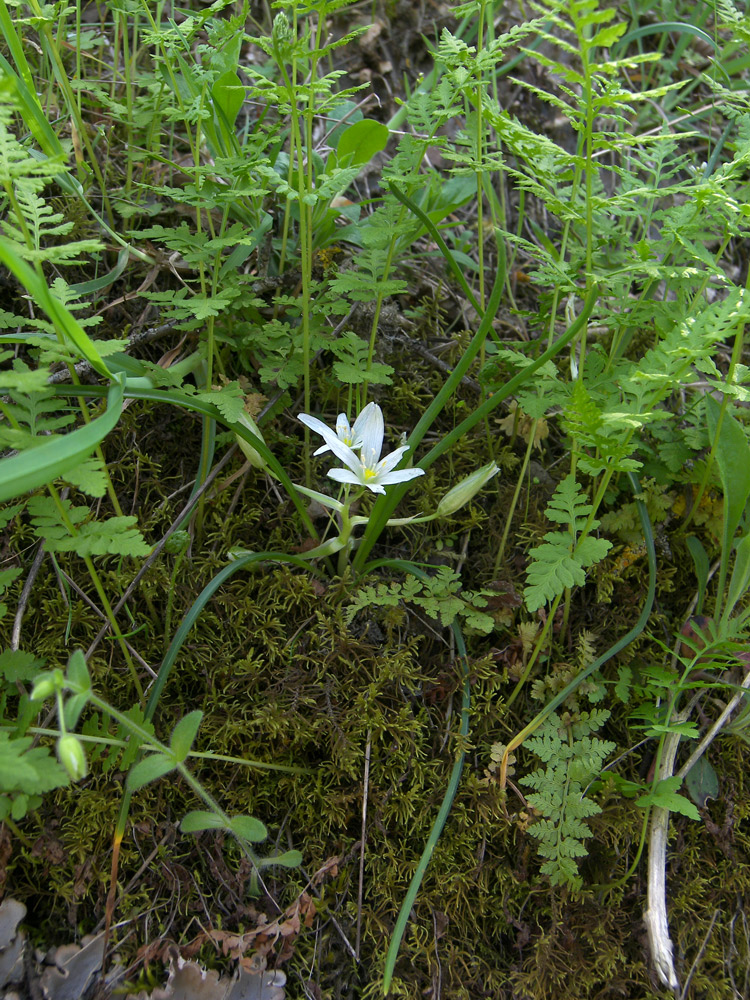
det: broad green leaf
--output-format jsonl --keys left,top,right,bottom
{"left": 181, "top": 809, "right": 224, "bottom": 833}
{"left": 261, "top": 849, "right": 302, "bottom": 868}
{"left": 52, "top": 516, "right": 151, "bottom": 558}
{"left": 66, "top": 649, "right": 90, "bottom": 692}
{"left": 169, "top": 710, "right": 203, "bottom": 763}
{"left": 590, "top": 22, "right": 627, "bottom": 48}
{"left": 0, "top": 378, "right": 124, "bottom": 503}
{"left": 62, "top": 456, "right": 109, "bottom": 497}
{"left": 333, "top": 360, "right": 394, "bottom": 385}
{"left": 0, "top": 648, "right": 44, "bottom": 682}
{"left": 212, "top": 70, "right": 245, "bottom": 130}
{"left": 324, "top": 99, "right": 363, "bottom": 148}
{"left": 336, "top": 119, "right": 389, "bottom": 168}
{"left": 229, "top": 814, "right": 267, "bottom": 842}
{"left": 636, "top": 776, "right": 701, "bottom": 819}
{"left": 685, "top": 756, "right": 719, "bottom": 808}
{"left": 126, "top": 753, "right": 176, "bottom": 791}
{"left": 0, "top": 733, "right": 68, "bottom": 795}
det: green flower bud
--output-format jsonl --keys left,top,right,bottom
{"left": 235, "top": 411, "right": 267, "bottom": 470}
{"left": 57, "top": 734, "right": 88, "bottom": 781}
{"left": 165, "top": 530, "right": 191, "bottom": 555}
{"left": 436, "top": 461, "right": 500, "bottom": 517}
{"left": 31, "top": 669, "right": 64, "bottom": 702}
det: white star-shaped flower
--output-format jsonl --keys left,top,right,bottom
{"left": 300, "top": 401, "right": 376, "bottom": 456}
{"left": 298, "top": 403, "right": 425, "bottom": 495}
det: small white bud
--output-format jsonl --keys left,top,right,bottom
{"left": 235, "top": 411, "right": 267, "bottom": 469}
{"left": 57, "top": 734, "right": 88, "bottom": 781}
{"left": 436, "top": 462, "right": 499, "bottom": 517}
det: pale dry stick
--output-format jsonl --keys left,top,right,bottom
{"left": 644, "top": 682, "right": 720, "bottom": 993}
{"left": 644, "top": 730, "right": 682, "bottom": 992}
{"left": 55, "top": 566, "right": 157, "bottom": 678}
{"left": 356, "top": 730, "right": 372, "bottom": 960}
{"left": 10, "top": 543, "right": 45, "bottom": 651}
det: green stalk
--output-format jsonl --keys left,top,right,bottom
{"left": 360, "top": 560, "right": 470, "bottom": 996}
{"left": 499, "top": 471, "right": 656, "bottom": 786}
{"left": 492, "top": 418, "right": 537, "bottom": 576}
{"left": 46, "top": 484, "right": 144, "bottom": 703}
{"left": 275, "top": 26, "right": 314, "bottom": 484}
{"left": 353, "top": 283, "right": 599, "bottom": 572}
{"left": 26, "top": 0, "right": 114, "bottom": 224}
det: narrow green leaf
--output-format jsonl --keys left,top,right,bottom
{"left": 0, "top": 240, "right": 111, "bottom": 378}
{"left": 686, "top": 535, "right": 709, "bottom": 613}
{"left": 706, "top": 395, "right": 750, "bottom": 548}
{"left": 0, "top": 379, "right": 124, "bottom": 503}
{"left": 724, "top": 533, "right": 750, "bottom": 622}
{"left": 63, "top": 692, "right": 90, "bottom": 731}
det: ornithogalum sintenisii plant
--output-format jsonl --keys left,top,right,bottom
{"left": 279, "top": 403, "right": 500, "bottom": 573}
{"left": 298, "top": 402, "right": 425, "bottom": 495}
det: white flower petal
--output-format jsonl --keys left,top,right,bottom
{"left": 351, "top": 402, "right": 378, "bottom": 443}
{"left": 326, "top": 436, "right": 365, "bottom": 473}
{"left": 376, "top": 444, "right": 412, "bottom": 476}
{"left": 299, "top": 413, "right": 361, "bottom": 470}
{"left": 328, "top": 468, "right": 365, "bottom": 486}
{"left": 335, "top": 413, "right": 351, "bottom": 441}
{"left": 298, "top": 413, "right": 334, "bottom": 439}
{"left": 378, "top": 468, "right": 425, "bottom": 486}
{"left": 358, "top": 404, "right": 384, "bottom": 465}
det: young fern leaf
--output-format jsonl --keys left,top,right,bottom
{"left": 330, "top": 331, "right": 394, "bottom": 386}
{"left": 519, "top": 709, "right": 615, "bottom": 889}
{"left": 27, "top": 496, "right": 150, "bottom": 558}
{"left": 524, "top": 475, "right": 611, "bottom": 612}
{"left": 347, "top": 567, "right": 496, "bottom": 633}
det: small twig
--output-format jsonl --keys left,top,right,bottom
{"left": 46, "top": 321, "right": 180, "bottom": 384}
{"left": 679, "top": 908, "right": 720, "bottom": 1000}
{"left": 393, "top": 332, "right": 481, "bottom": 392}
{"left": 11, "top": 543, "right": 45, "bottom": 651}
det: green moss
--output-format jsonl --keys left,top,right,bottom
{"left": 3, "top": 352, "right": 750, "bottom": 999}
